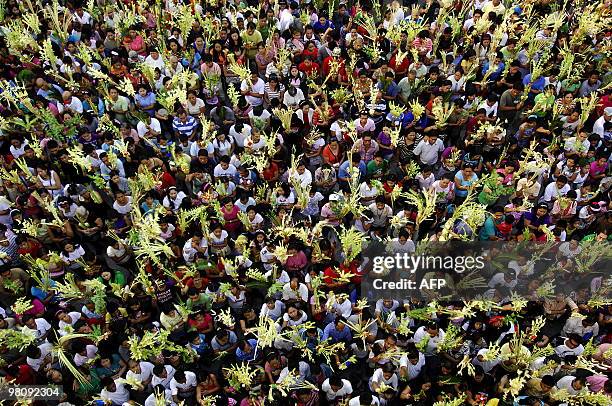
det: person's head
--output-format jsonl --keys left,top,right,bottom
{"left": 426, "top": 322, "right": 439, "bottom": 337}
{"left": 328, "top": 376, "right": 344, "bottom": 391}
{"left": 571, "top": 376, "right": 585, "bottom": 390}
{"left": 556, "top": 175, "right": 568, "bottom": 189}
{"left": 565, "top": 333, "right": 583, "bottom": 349}
{"left": 287, "top": 304, "right": 300, "bottom": 319}
{"left": 382, "top": 362, "right": 395, "bottom": 380}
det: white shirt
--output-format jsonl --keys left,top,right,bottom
{"left": 288, "top": 169, "right": 313, "bottom": 187}
{"left": 282, "top": 282, "right": 309, "bottom": 302}
{"left": 137, "top": 119, "right": 162, "bottom": 138}
{"left": 542, "top": 182, "right": 571, "bottom": 203}
{"left": 282, "top": 310, "right": 308, "bottom": 327}
{"left": 126, "top": 361, "right": 155, "bottom": 384}
{"left": 213, "top": 163, "right": 237, "bottom": 179}
{"left": 283, "top": 88, "right": 305, "bottom": 109}
{"left": 100, "top": 380, "right": 130, "bottom": 405}
{"left": 555, "top": 376, "right": 583, "bottom": 395}
{"left": 74, "top": 344, "right": 98, "bottom": 366}
{"left": 322, "top": 378, "right": 353, "bottom": 401}
{"left": 278, "top": 8, "right": 295, "bottom": 32}
{"left": 58, "top": 311, "right": 82, "bottom": 335}
{"left": 144, "top": 55, "right": 166, "bottom": 71}
{"left": 555, "top": 341, "right": 584, "bottom": 358}
{"left": 241, "top": 78, "right": 265, "bottom": 107}
{"left": 349, "top": 395, "right": 380, "bottom": 406}
{"left": 260, "top": 300, "right": 285, "bottom": 321}
{"left": 182, "top": 237, "right": 208, "bottom": 263}
{"left": 144, "top": 388, "right": 175, "bottom": 406}
{"left": 370, "top": 369, "right": 399, "bottom": 391}
{"left": 113, "top": 197, "right": 133, "bottom": 214}
{"left": 478, "top": 101, "right": 498, "bottom": 118}
{"left": 412, "top": 326, "right": 446, "bottom": 354}
{"left": 413, "top": 139, "right": 444, "bottom": 165}
{"left": 399, "top": 352, "right": 425, "bottom": 380}
{"left": 27, "top": 342, "right": 53, "bottom": 371}
{"left": 229, "top": 124, "right": 252, "bottom": 148}
{"left": 152, "top": 365, "right": 176, "bottom": 388}
{"left": 170, "top": 371, "right": 197, "bottom": 396}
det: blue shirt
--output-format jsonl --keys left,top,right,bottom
{"left": 454, "top": 170, "right": 478, "bottom": 198}
{"left": 235, "top": 338, "right": 259, "bottom": 361}
{"left": 172, "top": 115, "right": 198, "bottom": 137}
{"left": 190, "top": 333, "right": 209, "bottom": 355}
{"left": 338, "top": 160, "right": 366, "bottom": 181}
{"left": 482, "top": 61, "right": 505, "bottom": 81}
{"left": 478, "top": 214, "right": 498, "bottom": 241}
{"left": 322, "top": 322, "right": 352, "bottom": 343}
{"left": 312, "top": 20, "right": 334, "bottom": 34}
{"left": 378, "top": 80, "right": 400, "bottom": 98}
{"left": 135, "top": 92, "right": 156, "bottom": 112}
{"left": 522, "top": 74, "right": 545, "bottom": 92}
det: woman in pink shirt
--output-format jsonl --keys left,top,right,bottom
{"left": 285, "top": 244, "right": 308, "bottom": 273}
{"left": 589, "top": 156, "right": 608, "bottom": 181}
{"left": 126, "top": 29, "right": 146, "bottom": 56}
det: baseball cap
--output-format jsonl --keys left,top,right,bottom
{"left": 604, "top": 107, "right": 612, "bottom": 116}
{"left": 332, "top": 47, "right": 341, "bottom": 57}
{"left": 329, "top": 193, "right": 340, "bottom": 201}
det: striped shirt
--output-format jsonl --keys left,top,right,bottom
{"left": 172, "top": 115, "right": 198, "bottom": 137}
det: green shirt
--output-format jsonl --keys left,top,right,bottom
{"left": 187, "top": 292, "right": 213, "bottom": 311}
{"left": 241, "top": 30, "right": 263, "bottom": 59}
{"left": 366, "top": 159, "right": 389, "bottom": 178}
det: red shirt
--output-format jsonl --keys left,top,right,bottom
{"left": 298, "top": 61, "right": 321, "bottom": 78}
{"left": 17, "top": 239, "right": 43, "bottom": 258}
{"left": 7, "top": 365, "right": 35, "bottom": 384}
{"left": 188, "top": 313, "right": 213, "bottom": 333}
{"left": 262, "top": 162, "right": 279, "bottom": 181}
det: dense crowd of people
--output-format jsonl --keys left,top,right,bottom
{"left": 0, "top": 0, "right": 610, "bottom": 405}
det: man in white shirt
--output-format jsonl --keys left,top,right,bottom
{"left": 541, "top": 176, "right": 571, "bottom": 204}
{"left": 478, "top": 95, "right": 499, "bottom": 120}
{"left": 592, "top": 107, "right": 612, "bottom": 137}
{"left": 60, "top": 91, "right": 84, "bottom": 114}
{"left": 278, "top": 4, "right": 295, "bottom": 32}
{"left": 144, "top": 49, "right": 166, "bottom": 71}
{"left": 369, "top": 363, "right": 399, "bottom": 392}
{"left": 399, "top": 351, "right": 425, "bottom": 381}
{"left": 126, "top": 360, "right": 155, "bottom": 389}
{"left": 260, "top": 298, "right": 285, "bottom": 321}
{"left": 288, "top": 163, "right": 313, "bottom": 187}
{"left": 229, "top": 122, "right": 252, "bottom": 148}
{"left": 555, "top": 375, "right": 586, "bottom": 395}
{"left": 137, "top": 117, "right": 162, "bottom": 139}
{"left": 283, "top": 86, "right": 305, "bottom": 110}
{"left": 413, "top": 135, "right": 444, "bottom": 166}
{"left": 349, "top": 393, "right": 380, "bottom": 406}
{"left": 182, "top": 235, "right": 208, "bottom": 263}
{"left": 169, "top": 370, "right": 197, "bottom": 404}
{"left": 412, "top": 322, "right": 446, "bottom": 355}
{"left": 563, "top": 315, "right": 599, "bottom": 338}
{"left": 321, "top": 376, "right": 353, "bottom": 401}
{"left": 22, "top": 315, "right": 52, "bottom": 341}
{"left": 100, "top": 377, "right": 130, "bottom": 406}
{"left": 240, "top": 72, "right": 265, "bottom": 107}
{"left": 26, "top": 342, "right": 53, "bottom": 372}
{"left": 554, "top": 334, "right": 585, "bottom": 358}
{"left": 213, "top": 157, "right": 237, "bottom": 179}
{"left": 152, "top": 364, "right": 175, "bottom": 389}
{"left": 145, "top": 385, "right": 176, "bottom": 406}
